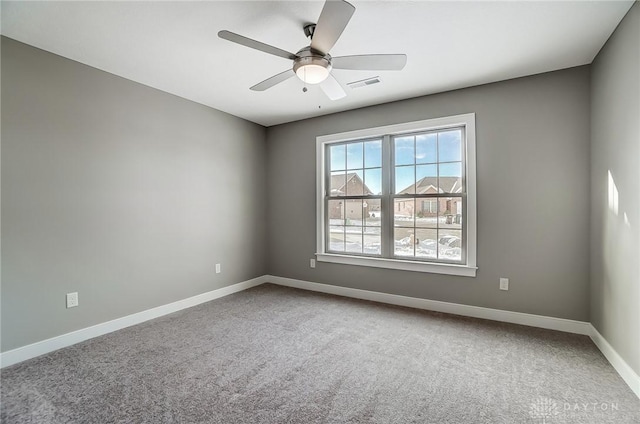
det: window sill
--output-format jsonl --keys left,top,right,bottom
{"left": 316, "top": 253, "right": 477, "bottom": 277}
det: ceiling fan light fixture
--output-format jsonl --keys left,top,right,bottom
{"left": 293, "top": 55, "right": 332, "bottom": 84}
{"left": 296, "top": 64, "right": 330, "bottom": 84}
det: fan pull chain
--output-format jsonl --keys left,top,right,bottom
{"left": 302, "top": 66, "right": 308, "bottom": 93}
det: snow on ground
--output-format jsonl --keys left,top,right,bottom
{"left": 328, "top": 215, "right": 462, "bottom": 260}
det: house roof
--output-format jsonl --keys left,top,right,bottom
{"left": 330, "top": 172, "right": 373, "bottom": 196}
{"left": 398, "top": 176, "right": 462, "bottom": 195}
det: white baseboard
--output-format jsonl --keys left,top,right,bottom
{"left": 0, "top": 276, "right": 266, "bottom": 368}
{"left": 589, "top": 324, "right": 640, "bottom": 399}
{"left": 266, "top": 275, "right": 591, "bottom": 335}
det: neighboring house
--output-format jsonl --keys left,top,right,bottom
{"left": 329, "top": 173, "right": 379, "bottom": 220}
{"left": 396, "top": 176, "right": 462, "bottom": 218}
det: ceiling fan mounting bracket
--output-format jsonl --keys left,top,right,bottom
{"left": 303, "top": 23, "right": 316, "bottom": 40}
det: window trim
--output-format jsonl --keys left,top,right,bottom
{"left": 316, "top": 113, "right": 477, "bottom": 277}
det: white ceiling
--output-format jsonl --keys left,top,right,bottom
{"left": 1, "top": 1, "right": 634, "bottom": 127}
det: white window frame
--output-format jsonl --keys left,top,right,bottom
{"left": 316, "top": 113, "right": 477, "bottom": 277}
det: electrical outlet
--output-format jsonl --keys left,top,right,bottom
{"left": 499, "top": 278, "right": 509, "bottom": 291}
{"left": 66, "top": 292, "right": 79, "bottom": 308}
{"left": 215, "top": 263, "right": 221, "bottom": 274}
{"left": 310, "top": 259, "right": 316, "bottom": 268}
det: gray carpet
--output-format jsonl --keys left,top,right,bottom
{"left": 1, "top": 284, "right": 639, "bottom": 423}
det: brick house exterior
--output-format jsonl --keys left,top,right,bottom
{"left": 329, "top": 173, "right": 379, "bottom": 220}
{"left": 395, "top": 176, "right": 462, "bottom": 218}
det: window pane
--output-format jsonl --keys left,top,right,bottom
{"left": 345, "top": 226, "right": 363, "bottom": 253}
{"left": 330, "top": 144, "right": 346, "bottom": 171}
{"left": 345, "top": 199, "right": 363, "bottom": 225}
{"left": 364, "top": 139, "right": 382, "bottom": 168}
{"left": 439, "top": 197, "right": 463, "bottom": 230}
{"left": 364, "top": 199, "right": 381, "bottom": 227}
{"left": 346, "top": 142, "right": 363, "bottom": 170}
{"left": 394, "top": 228, "right": 415, "bottom": 257}
{"left": 395, "top": 166, "right": 415, "bottom": 194}
{"left": 416, "top": 199, "right": 438, "bottom": 228}
{"left": 328, "top": 199, "right": 345, "bottom": 225}
{"left": 438, "top": 229, "right": 462, "bottom": 261}
{"left": 416, "top": 228, "right": 437, "bottom": 259}
{"left": 329, "top": 226, "right": 345, "bottom": 252}
{"left": 439, "top": 162, "right": 462, "bottom": 177}
{"left": 364, "top": 168, "right": 382, "bottom": 195}
{"left": 345, "top": 171, "right": 364, "bottom": 196}
{"left": 416, "top": 133, "right": 437, "bottom": 164}
{"left": 330, "top": 172, "right": 346, "bottom": 196}
{"left": 394, "top": 198, "right": 415, "bottom": 227}
{"left": 438, "top": 130, "right": 462, "bottom": 162}
{"left": 395, "top": 136, "right": 414, "bottom": 165}
{"left": 415, "top": 164, "right": 438, "bottom": 194}
{"left": 438, "top": 163, "right": 462, "bottom": 193}
{"left": 364, "top": 227, "right": 381, "bottom": 255}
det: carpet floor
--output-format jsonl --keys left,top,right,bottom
{"left": 1, "top": 283, "right": 639, "bottom": 423}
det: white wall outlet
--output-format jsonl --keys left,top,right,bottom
{"left": 310, "top": 258, "right": 316, "bottom": 268}
{"left": 66, "top": 292, "right": 79, "bottom": 308}
{"left": 499, "top": 278, "right": 509, "bottom": 291}
{"left": 215, "top": 263, "right": 221, "bottom": 274}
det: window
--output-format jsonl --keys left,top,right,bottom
{"left": 328, "top": 139, "right": 382, "bottom": 255}
{"left": 421, "top": 200, "right": 437, "bottom": 214}
{"left": 316, "top": 114, "right": 477, "bottom": 277}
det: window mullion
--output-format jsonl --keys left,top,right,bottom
{"left": 381, "top": 135, "right": 392, "bottom": 258}
{"left": 324, "top": 144, "right": 332, "bottom": 254}
{"left": 461, "top": 125, "right": 468, "bottom": 264}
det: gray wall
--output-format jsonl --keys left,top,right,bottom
{"left": 1, "top": 37, "right": 267, "bottom": 351}
{"left": 590, "top": 3, "right": 640, "bottom": 375}
{"left": 267, "top": 67, "right": 591, "bottom": 321}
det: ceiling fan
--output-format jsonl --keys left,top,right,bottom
{"left": 218, "top": 0, "right": 407, "bottom": 100}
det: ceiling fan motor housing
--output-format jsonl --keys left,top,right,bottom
{"left": 293, "top": 47, "right": 332, "bottom": 84}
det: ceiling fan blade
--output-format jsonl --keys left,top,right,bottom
{"left": 250, "top": 69, "right": 296, "bottom": 91}
{"left": 310, "top": 0, "right": 355, "bottom": 55}
{"left": 332, "top": 54, "right": 407, "bottom": 70}
{"left": 320, "top": 73, "right": 346, "bottom": 100}
{"left": 218, "top": 30, "right": 297, "bottom": 60}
